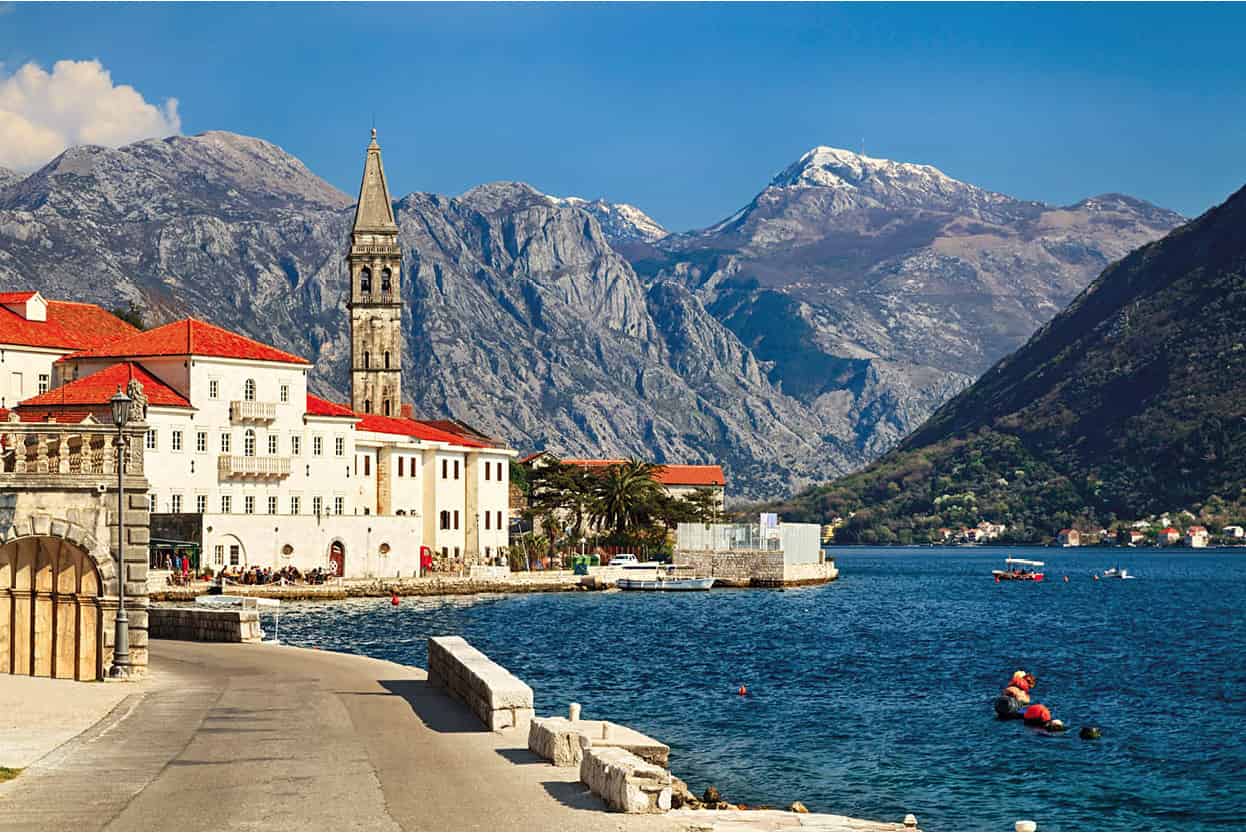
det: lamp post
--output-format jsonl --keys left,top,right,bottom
{"left": 109, "top": 386, "right": 133, "bottom": 678}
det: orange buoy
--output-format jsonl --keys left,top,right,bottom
{"left": 391, "top": 593, "right": 400, "bottom": 606}
{"left": 738, "top": 686, "right": 748, "bottom": 696}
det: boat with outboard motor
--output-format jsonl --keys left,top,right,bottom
{"left": 1100, "top": 566, "right": 1136, "bottom": 580}
{"left": 992, "top": 557, "right": 1045, "bottom": 582}
{"left": 616, "top": 564, "right": 716, "bottom": 591}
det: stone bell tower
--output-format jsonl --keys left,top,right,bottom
{"left": 348, "top": 128, "right": 402, "bottom": 417}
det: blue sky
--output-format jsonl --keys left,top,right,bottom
{"left": 2, "top": 2, "right": 1244, "bottom": 230}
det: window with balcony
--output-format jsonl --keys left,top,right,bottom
{"left": 244, "top": 379, "right": 256, "bottom": 401}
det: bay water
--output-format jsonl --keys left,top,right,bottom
{"left": 277, "top": 547, "right": 1246, "bottom": 830}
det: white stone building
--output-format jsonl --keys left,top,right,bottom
{"left": 11, "top": 132, "right": 516, "bottom": 578}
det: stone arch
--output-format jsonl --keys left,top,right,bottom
{"left": 0, "top": 530, "right": 108, "bottom": 680}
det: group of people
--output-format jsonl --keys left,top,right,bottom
{"left": 218, "top": 565, "right": 332, "bottom": 586}
{"left": 993, "top": 669, "right": 1066, "bottom": 732}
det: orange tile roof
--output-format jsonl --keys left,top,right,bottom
{"left": 560, "top": 458, "right": 726, "bottom": 487}
{"left": 62, "top": 318, "right": 310, "bottom": 365}
{"left": 19, "top": 362, "right": 191, "bottom": 410}
{"left": 356, "top": 413, "right": 493, "bottom": 447}
{"left": 0, "top": 299, "right": 140, "bottom": 350}
{"left": 306, "top": 394, "right": 358, "bottom": 419}
{"left": 0, "top": 292, "right": 38, "bottom": 304}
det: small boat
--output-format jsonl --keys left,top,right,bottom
{"left": 616, "top": 565, "right": 715, "bottom": 591}
{"left": 992, "top": 557, "right": 1045, "bottom": 582}
{"left": 1100, "top": 566, "right": 1136, "bottom": 580}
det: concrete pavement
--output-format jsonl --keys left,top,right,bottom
{"left": 0, "top": 675, "right": 141, "bottom": 769}
{"left": 0, "top": 641, "right": 672, "bottom": 832}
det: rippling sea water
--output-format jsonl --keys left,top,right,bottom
{"left": 277, "top": 547, "right": 1246, "bottom": 831}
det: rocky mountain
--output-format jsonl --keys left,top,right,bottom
{"left": 771, "top": 183, "right": 1246, "bottom": 540}
{"left": 548, "top": 194, "right": 668, "bottom": 243}
{"left": 0, "top": 166, "right": 18, "bottom": 191}
{"left": 620, "top": 146, "right": 1185, "bottom": 458}
{"left": 0, "top": 133, "right": 1184, "bottom": 499}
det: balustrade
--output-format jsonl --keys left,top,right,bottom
{"left": 0, "top": 420, "right": 145, "bottom": 477}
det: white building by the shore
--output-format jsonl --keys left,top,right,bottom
{"left": 9, "top": 132, "right": 516, "bottom": 579}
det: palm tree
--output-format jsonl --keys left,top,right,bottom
{"left": 591, "top": 459, "right": 665, "bottom": 541}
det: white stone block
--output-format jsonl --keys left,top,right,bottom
{"left": 580, "top": 746, "right": 671, "bottom": 814}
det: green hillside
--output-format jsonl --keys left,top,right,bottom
{"left": 774, "top": 184, "right": 1246, "bottom": 542}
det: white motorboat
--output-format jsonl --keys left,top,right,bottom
{"left": 1100, "top": 566, "right": 1136, "bottom": 580}
{"left": 616, "top": 564, "right": 715, "bottom": 591}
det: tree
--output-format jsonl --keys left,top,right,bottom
{"left": 590, "top": 459, "right": 664, "bottom": 541}
{"left": 110, "top": 302, "right": 146, "bottom": 330}
{"left": 685, "top": 488, "right": 725, "bottom": 524}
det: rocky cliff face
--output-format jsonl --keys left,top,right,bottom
{"left": 0, "top": 133, "right": 1182, "bottom": 499}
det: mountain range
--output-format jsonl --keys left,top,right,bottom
{"left": 771, "top": 181, "right": 1246, "bottom": 539}
{"left": 0, "top": 132, "right": 1183, "bottom": 498}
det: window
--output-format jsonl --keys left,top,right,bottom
{"left": 381, "top": 267, "right": 392, "bottom": 292}
{"left": 229, "top": 545, "right": 240, "bottom": 566}
{"left": 290, "top": 496, "right": 301, "bottom": 515}
{"left": 364, "top": 399, "right": 372, "bottom": 413}
{"left": 267, "top": 496, "right": 278, "bottom": 515}
{"left": 37, "top": 373, "right": 49, "bottom": 395}
{"left": 442, "top": 546, "right": 448, "bottom": 559}
{"left": 454, "top": 460, "right": 460, "bottom": 480}
{"left": 149, "top": 494, "right": 157, "bottom": 512}
{"left": 364, "top": 455, "right": 371, "bottom": 476}
{"left": 410, "top": 456, "right": 416, "bottom": 477}
{"left": 441, "top": 460, "right": 447, "bottom": 479}
{"left": 196, "top": 495, "right": 207, "bottom": 514}
{"left": 209, "top": 379, "right": 219, "bottom": 399}
{"left": 484, "top": 461, "right": 491, "bottom": 481}
{"left": 313, "top": 436, "right": 323, "bottom": 456}
{"left": 364, "top": 351, "right": 370, "bottom": 369}
{"left": 497, "top": 510, "right": 503, "bottom": 530}
{"left": 221, "top": 495, "right": 232, "bottom": 513}
{"left": 280, "top": 384, "right": 289, "bottom": 403}
{"left": 485, "top": 547, "right": 492, "bottom": 559}
{"left": 312, "top": 496, "right": 323, "bottom": 517}
{"left": 267, "top": 434, "right": 278, "bottom": 455}
{"left": 453, "top": 510, "right": 460, "bottom": 530}
{"left": 244, "top": 379, "right": 256, "bottom": 401}
{"left": 196, "top": 431, "right": 207, "bottom": 453}
{"left": 384, "top": 351, "right": 390, "bottom": 369}
{"left": 485, "top": 512, "right": 491, "bottom": 530}
{"left": 244, "top": 429, "right": 256, "bottom": 457}
{"left": 360, "top": 266, "right": 372, "bottom": 294}
{"left": 398, "top": 457, "right": 404, "bottom": 477}
{"left": 171, "top": 494, "right": 182, "bottom": 513}
{"left": 145, "top": 429, "right": 157, "bottom": 450}
{"left": 334, "top": 497, "right": 344, "bottom": 516}
{"left": 214, "top": 545, "right": 224, "bottom": 566}
{"left": 439, "top": 511, "right": 450, "bottom": 530}
{"left": 221, "top": 433, "right": 232, "bottom": 454}
{"left": 383, "top": 399, "right": 391, "bottom": 416}
{"left": 454, "top": 546, "right": 460, "bottom": 559}
{"left": 334, "top": 436, "right": 344, "bottom": 457}
{"left": 291, "top": 435, "right": 301, "bottom": 456}
{"left": 244, "top": 496, "right": 255, "bottom": 515}
{"left": 172, "top": 430, "right": 183, "bottom": 452}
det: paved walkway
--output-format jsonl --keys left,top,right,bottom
{"left": 0, "top": 641, "right": 671, "bottom": 832}
{"left": 0, "top": 675, "right": 140, "bottom": 769}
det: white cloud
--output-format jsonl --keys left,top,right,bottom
{"left": 0, "top": 59, "right": 181, "bottom": 172}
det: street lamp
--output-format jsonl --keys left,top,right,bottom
{"left": 109, "top": 386, "right": 133, "bottom": 678}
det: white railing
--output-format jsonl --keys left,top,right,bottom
{"left": 676, "top": 521, "right": 823, "bottom": 564}
{"left": 230, "top": 400, "right": 278, "bottom": 422}
{"left": 217, "top": 455, "right": 291, "bottom": 478}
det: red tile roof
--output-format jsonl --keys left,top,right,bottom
{"left": 0, "top": 292, "right": 38, "bottom": 304}
{"left": 19, "top": 362, "right": 191, "bottom": 410}
{"left": 355, "top": 413, "right": 493, "bottom": 447}
{"left": 0, "top": 299, "right": 140, "bottom": 350}
{"left": 560, "top": 458, "right": 726, "bottom": 487}
{"left": 62, "top": 318, "right": 309, "bottom": 365}
{"left": 305, "top": 394, "right": 358, "bottom": 419}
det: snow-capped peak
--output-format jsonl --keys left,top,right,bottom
{"left": 772, "top": 146, "right": 967, "bottom": 192}
{"left": 546, "top": 193, "right": 668, "bottom": 243}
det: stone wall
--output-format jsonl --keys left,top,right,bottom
{"left": 149, "top": 607, "right": 262, "bottom": 642}
{"left": 677, "top": 550, "right": 837, "bottom": 587}
{"left": 427, "top": 635, "right": 534, "bottom": 732}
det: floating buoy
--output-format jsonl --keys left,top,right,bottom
{"left": 1063, "top": 576, "right": 1069, "bottom": 583}
{"left": 1079, "top": 726, "right": 1101, "bottom": 740}
{"left": 1093, "top": 575, "right": 1100, "bottom": 581}
{"left": 738, "top": 686, "right": 748, "bottom": 696}
{"left": 391, "top": 593, "right": 400, "bottom": 606}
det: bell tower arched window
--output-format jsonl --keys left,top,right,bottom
{"left": 244, "top": 379, "right": 256, "bottom": 401}
{"left": 384, "top": 351, "right": 390, "bottom": 369}
{"left": 381, "top": 267, "right": 392, "bottom": 292}
{"left": 383, "top": 399, "right": 391, "bottom": 416}
{"left": 364, "top": 399, "right": 372, "bottom": 414}
{"left": 360, "top": 267, "right": 372, "bottom": 294}
{"left": 244, "top": 429, "right": 256, "bottom": 457}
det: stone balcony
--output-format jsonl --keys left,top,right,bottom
{"left": 1, "top": 418, "right": 145, "bottom": 477}
{"left": 217, "top": 454, "right": 290, "bottom": 479}
{"left": 229, "top": 400, "right": 278, "bottom": 422}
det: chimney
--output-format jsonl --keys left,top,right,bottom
{"left": 401, "top": 403, "right": 414, "bottom": 420}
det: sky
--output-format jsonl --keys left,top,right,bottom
{"left": 1, "top": 2, "right": 1244, "bottom": 231}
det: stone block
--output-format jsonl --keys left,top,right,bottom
{"left": 128, "top": 493, "right": 149, "bottom": 510}
{"left": 50, "top": 518, "right": 69, "bottom": 539}
{"left": 428, "top": 636, "right": 534, "bottom": 732}
{"left": 580, "top": 746, "right": 672, "bottom": 814}
{"left": 33, "top": 514, "right": 52, "bottom": 536}
{"left": 529, "top": 717, "right": 588, "bottom": 766}
{"left": 127, "top": 526, "right": 150, "bottom": 545}
{"left": 529, "top": 717, "right": 670, "bottom": 768}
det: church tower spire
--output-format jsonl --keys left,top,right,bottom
{"left": 348, "top": 128, "right": 403, "bottom": 417}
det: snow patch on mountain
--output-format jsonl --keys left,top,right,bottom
{"left": 548, "top": 194, "right": 668, "bottom": 242}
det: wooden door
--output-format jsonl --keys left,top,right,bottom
{"left": 328, "top": 541, "right": 346, "bottom": 577}
{"left": 0, "top": 537, "right": 103, "bottom": 681}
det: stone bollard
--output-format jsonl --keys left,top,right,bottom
{"left": 904, "top": 813, "right": 918, "bottom": 829}
{"left": 569, "top": 702, "right": 581, "bottom": 721}
{"left": 602, "top": 721, "right": 610, "bottom": 739}
{"left": 1015, "top": 821, "right": 1037, "bottom": 832}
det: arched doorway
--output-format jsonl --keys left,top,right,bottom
{"left": 0, "top": 536, "right": 104, "bottom": 681}
{"left": 328, "top": 541, "right": 346, "bottom": 577}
